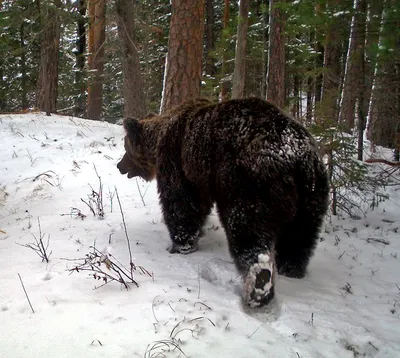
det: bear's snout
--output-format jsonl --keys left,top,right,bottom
{"left": 117, "top": 153, "right": 129, "bottom": 175}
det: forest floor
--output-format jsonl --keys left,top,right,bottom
{"left": 1, "top": 113, "right": 400, "bottom": 358}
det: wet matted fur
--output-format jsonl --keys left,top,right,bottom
{"left": 117, "top": 97, "right": 329, "bottom": 308}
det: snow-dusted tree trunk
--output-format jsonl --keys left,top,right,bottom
{"left": 74, "top": 0, "right": 87, "bottom": 117}
{"left": 338, "top": 0, "right": 366, "bottom": 133}
{"left": 320, "top": 0, "right": 342, "bottom": 124}
{"left": 266, "top": 0, "right": 286, "bottom": 109}
{"left": 160, "top": 0, "right": 205, "bottom": 113}
{"left": 231, "top": 0, "right": 250, "bottom": 99}
{"left": 367, "top": 0, "right": 400, "bottom": 158}
{"left": 219, "top": 0, "right": 230, "bottom": 101}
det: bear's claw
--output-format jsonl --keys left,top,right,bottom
{"left": 168, "top": 242, "right": 198, "bottom": 254}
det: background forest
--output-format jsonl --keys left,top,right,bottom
{"left": 0, "top": 0, "right": 400, "bottom": 215}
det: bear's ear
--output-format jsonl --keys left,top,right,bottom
{"left": 123, "top": 117, "right": 142, "bottom": 143}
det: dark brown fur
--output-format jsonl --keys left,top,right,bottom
{"left": 117, "top": 97, "right": 329, "bottom": 308}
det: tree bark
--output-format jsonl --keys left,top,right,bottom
{"left": 87, "top": 0, "right": 106, "bottom": 120}
{"left": 116, "top": 0, "right": 146, "bottom": 119}
{"left": 36, "top": 1, "right": 61, "bottom": 115}
{"left": 231, "top": 0, "right": 250, "bottom": 99}
{"left": 160, "top": 0, "right": 205, "bottom": 112}
{"left": 266, "top": 0, "right": 286, "bottom": 109}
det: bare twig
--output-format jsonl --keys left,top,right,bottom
{"left": 18, "top": 273, "right": 35, "bottom": 313}
{"left": 18, "top": 217, "right": 51, "bottom": 262}
{"left": 69, "top": 246, "right": 139, "bottom": 289}
{"left": 144, "top": 340, "right": 187, "bottom": 358}
{"left": 80, "top": 165, "right": 104, "bottom": 218}
{"left": 366, "top": 237, "right": 390, "bottom": 245}
{"left": 115, "top": 186, "right": 133, "bottom": 276}
{"left": 135, "top": 178, "right": 147, "bottom": 206}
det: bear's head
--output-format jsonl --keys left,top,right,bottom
{"left": 117, "top": 117, "right": 156, "bottom": 181}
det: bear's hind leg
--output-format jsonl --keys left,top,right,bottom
{"left": 276, "top": 199, "right": 326, "bottom": 278}
{"left": 217, "top": 202, "right": 277, "bottom": 308}
{"left": 158, "top": 179, "right": 212, "bottom": 254}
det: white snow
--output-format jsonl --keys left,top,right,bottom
{"left": 1, "top": 112, "right": 400, "bottom": 357}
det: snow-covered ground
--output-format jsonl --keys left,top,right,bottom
{"left": 1, "top": 113, "right": 399, "bottom": 358}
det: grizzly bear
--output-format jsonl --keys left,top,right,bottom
{"left": 117, "top": 97, "right": 329, "bottom": 308}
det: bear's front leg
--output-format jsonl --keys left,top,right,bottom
{"left": 157, "top": 176, "right": 212, "bottom": 255}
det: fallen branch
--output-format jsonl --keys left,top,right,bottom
{"left": 366, "top": 237, "right": 390, "bottom": 245}
{"left": 365, "top": 159, "right": 400, "bottom": 167}
{"left": 18, "top": 273, "right": 35, "bottom": 313}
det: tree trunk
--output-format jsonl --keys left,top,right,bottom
{"left": 291, "top": 74, "right": 300, "bottom": 120}
{"left": 160, "top": 0, "right": 205, "bottom": 112}
{"left": 20, "top": 21, "right": 28, "bottom": 110}
{"left": 231, "top": 0, "right": 250, "bottom": 99}
{"left": 320, "top": 0, "right": 342, "bottom": 125}
{"left": 205, "top": 0, "right": 215, "bottom": 77}
{"left": 266, "top": 0, "right": 286, "bottom": 109}
{"left": 220, "top": 0, "right": 230, "bottom": 101}
{"left": 338, "top": 0, "right": 366, "bottom": 133}
{"left": 367, "top": 0, "right": 400, "bottom": 154}
{"left": 314, "top": 2, "right": 324, "bottom": 108}
{"left": 306, "top": 76, "right": 312, "bottom": 125}
{"left": 36, "top": 1, "right": 61, "bottom": 115}
{"left": 364, "top": 0, "right": 384, "bottom": 119}
{"left": 75, "top": 0, "right": 87, "bottom": 117}
{"left": 116, "top": 0, "right": 146, "bottom": 119}
{"left": 357, "top": 0, "right": 367, "bottom": 161}
{"left": 87, "top": 0, "right": 106, "bottom": 120}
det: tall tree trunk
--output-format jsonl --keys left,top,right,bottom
{"left": 36, "top": 1, "right": 61, "bottom": 115}
{"left": 291, "top": 74, "right": 300, "bottom": 120}
{"left": 75, "top": 0, "right": 87, "bottom": 117}
{"left": 220, "top": 0, "right": 230, "bottom": 101}
{"left": 368, "top": 0, "right": 400, "bottom": 156}
{"left": 314, "top": 2, "right": 324, "bottom": 109}
{"left": 231, "top": 0, "right": 250, "bottom": 99}
{"left": 266, "top": 0, "right": 286, "bottom": 109}
{"left": 364, "top": 0, "right": 384, "bottom": 118}
{"left": 116, "top": 0, "right": 146, "bottom": 119}
{"left": 160, "top": 0, "right": 205, "bottom": 112}
{"left": 87, "top": 0, "right": 106, "bottom": 120}
{"left": 320, "top": 0, "right": 342, "bottom": 125}
{"left": 20, "top": 21, "right": 28, "bottom": 110}
{"left": 205, "top": 0, "right": 215, "bottom": 77}
{"left": 306, "top": 76, "right": 313, "bottom": 125}
{"left": 357, "top": 0, "right": 367, "bottom": 161}
{"left": 261, "top": 0, "right": 269, "bottom": 98}
{"left": 338, "top": 0, "right": 366, "bottom": 133}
